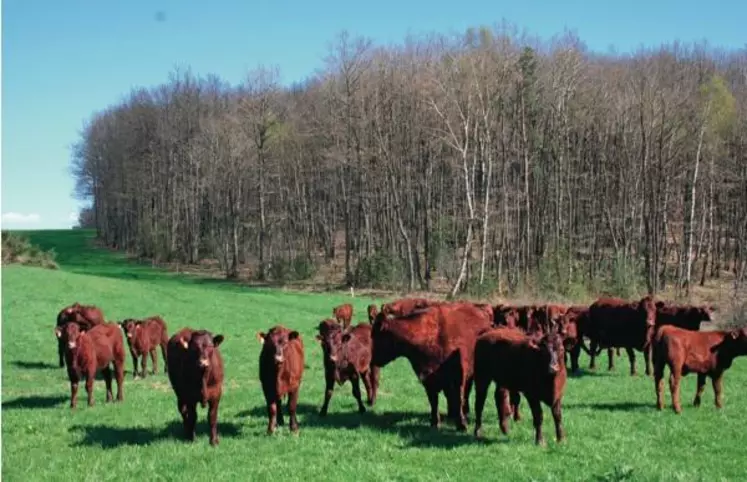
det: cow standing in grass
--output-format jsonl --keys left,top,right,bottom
{"left": 55, "top": 302, "right": 104, "bottom": 368}
{"left": 166, "top": 328, "right": 225, "bottom": 446}
{"left": 333, "top": 303, "right": 354, "bottom": 329}
{"left": 120, "top": 316, "right": 169, "bottom": 378}
{"left": 257, "top": 325, "right": 305, "bottom": 434}
{"left": 55, "top": 321, "right": 125, "bottom": 408}
{"left": 653, "top": 325, "right": 747, "bottom": 414}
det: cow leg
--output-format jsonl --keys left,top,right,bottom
{"left": 276, "top": 396, "right": 285, "bottom": 426}
{"left": 551, "top": 399, "right": 565, "bottom": 442}
{"left": 527, "top": 396, "right": 545, "bottom": 446}
{"left": 496, "top": 388, "right": 511, "bottom": 436}
{"left": 208, "top": 397, "right": 220, "bottom": 446}
{"left": 424, "top": 383, "right": 440, "bottom": 429}
{"left": 130, "top": 351, "right": 139, "bottom": 379}
{"left": 266, "top": 400, "right": 278, "bottom": 435}
{"left": 102, "top": 366, "right": 114, "bottom": 402}
{"left": 58, "top": 339, "right": 65, "bottom": 368}
{"left": 351, "top": 376, "right": 366, "bottom": 414}
{"left": 693, "top": 373, "right": 707, "bottom": 407}
{"left": 473, "top": 376, "right": 489, "bottom": 439}
{"left": 626, "top": 347, "right": 637, "bottom": 376}
{"left": 369, "top": 365, "right": 380, "bottom": 405}
{"left": 150, "top": 349, "right": 158, "bottom": 375}
{"left": 654, "top": 359, "right": 666, "bottom": 410}
{"left": 361, "top": 370, "right": 374, "bottom": 407}
{"left": 186, "top": 403, "right": 197, "bottom": 441}
{"left": 668, "top": 365, "right": 683, "bottom": 414}
{"left": 114, "top": 357, "right": 124, "bottom": 402}
{"left": 570, "top": 341, "right": 581, "bottom": 373}
{"left": 288, "top": 390, "right": 300, "bottom": 433}
{"left": 588, "top": 340, "right": 598, "bottom": 369}
{"left": 141, "top": 351, "right": 148, "bottom": 379}
{"left": 607, "top": 347, "right": 615, "bottom": 371}
{"left": 510, "top": 390, "right": 522, "bottom": 421}
{"left": 319, "top": 373, "right": 335, "bottom": 416}
{"left": 85, "top": 373, "right": 95, "bottom": 407}
{"left": 463, "top": 377, "right": 473, "bottom": 417}
{"left": 161, "top": 342, "right": 168, "bottom": 374}
{"left": 712, "top": 373, "right": 724, "bottom": 409}
{"left": 450, "top": 381, "right": 468, "bottom": 432}
{"left": 69, "top": 377, "right": 80, "bottom": 409}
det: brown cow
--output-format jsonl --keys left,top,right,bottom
{"left": 371, "top": 302, "right": 493, "bottom": 431}
{"left": 333, "top": 303, "right": 354, "bottom": 329}
{"left": 55, "top": 302, "right": 105, "bottom": 368}
{"left": 257, "top": 325, "right": 305, "bottom": 434}
{"left": 54, "top": 321, "right": 125, "bottom": 408}
{"left": 166, "top": 328, "right": 225, "bottom": 445}
{"left": 493, "top": 304, "right": 540, "bottom": 333}
{"left": 316, "top": 319, "right": 379, "bottom": 415}
{"left": 655, "top": 301, "right": 714, "bottom": 331}
{"left": 535, "top": 304, "right": 569, "bottom": 333}
{"left": 473, "top": 326, "right": 567, "bottom": 445}
{"left": 585, "top": 296, "right": 657, "bottom": 376}
{"left": 367, "top": 304, "right": 379, "bottom": 323}
{"left": 119, "top": 316, "right": 169, "bottom": 378}
{"left": 653, "top": 325, "right": 747, "bottom": 414}
{"left": 380, "top": 298, "right": 438, "bottom": 317}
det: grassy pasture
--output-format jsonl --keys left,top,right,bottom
{"left": 1, "top": 230, "right": 745, "bottom": 481}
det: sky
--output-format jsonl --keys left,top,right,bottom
{"left": 2, "top": 0, "right": 745, "bottom": 230}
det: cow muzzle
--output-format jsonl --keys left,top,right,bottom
{"left": 329, "top": 355, "right": 338, "bottom": 363}
{"left": 199, "top": 358, "right": 210, "bottom": 367}
{"left": 127, "top": 333, "right": 133, "bottom": 339}
{"left": 274, "top": 354, "right": 284, "bottom": 363}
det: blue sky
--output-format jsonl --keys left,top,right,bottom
{"left": 2, "top": 0, "right": 745, "bottom": 230}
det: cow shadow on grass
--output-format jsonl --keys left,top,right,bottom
{"left": 567, "top": 401, "right": 653, "bottom": 412}
{"left": 69, "top": 420, "right": 243, "bottom": 449}
{"left": 2, "top": 395, "right": 68, "bottom": 410}
{"left": 11, "top": 360, "right": 60, "bottom": 370}
{"left": 239, "top": 403, "right": 500, "bottom": 449}
{"left": 567, "top": 368, "right": 615, "bottom": 379}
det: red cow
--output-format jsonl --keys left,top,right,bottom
{"left": 367, "top": 304, "right": 379, "bottom": 324}
{"left": 473, "top": 326, "right": 567, "bottom": 445}
{"left": 653, "top": 325, "right": 747, "bottom": 414}
{"left": 371, "top": 302, "right": 493, "bottom": 431}
{"left": 585, "top": 296, "right": 657, "bottom": 376}
{"left": 55, "top": 302, "right": 104, "bottom": 368}
{"left": 166, "top": 328, "right": 225, "bottom": 445}
{"left": 257, "top": 325, "right": 305, "bottom": 434}
{"left": 380, "top": 298, "right": 438, "bottom": 317}
{"left": 119, "top": 316, "right": 169, "bottom": 378}
{"left": 535, "top": 304, "right": 569, "bottom": 333}
{"left": 655, "top": 301, "right": 714, "bottom": 331}
{"left": 333, "top": 303, "right": 354, "bottom": 329}
{"left": 54, "top": 321, "right": 125, "bottom": 408}
{"left": 316, "top": 319, "right": 379, "bottom": 415}
{"left": 493, "top": 304, "right": 540, "bottom": 333}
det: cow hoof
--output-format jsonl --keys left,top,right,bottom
{"left": 210, "top": 437, "right": 220, "bottom": 446}
{"left": 474, "top": 428, "right": 483, "bottom": 439}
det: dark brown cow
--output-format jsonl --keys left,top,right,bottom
{"left": 257, "top": 325, "right": 305, "bottom": 434}
{"left": 585, "top": 295, "right": 657, "bottom": 376}
{"left": 54, "top": 321, "right": 125, "bottom": 408}
{"left": 316, "top": 319, "right": 379, "bottom": 415}
{"left": 535, "top": 304, "right": 569, "bottom": 333}
{"left": 371, "top": 302, "right": 492, "bottom": 431}
{"left": 655, "top": 301, "right": 714, "bottom": 331}
{"left": 55, "top": 302, "right": 105, "bottom": 368}
{"left": 119, "top": 316, "right": 169, "bottom": 378}
{"left": 473, "top": 326, "right": 567, "bottom": 445}
{"left": 367, "top": 304, "right": 379, "bottom": 323}
{"left": 333, "top": 303, "right": 354, "bottom": 329}
{"left": 653, "top": 325, "right": 747, "bottom": 414}
{"left": 380, "top": 298, "right": 438, "bottom": 317}
{"left": 166, "top": 328, "right": 225, "bottom": 446}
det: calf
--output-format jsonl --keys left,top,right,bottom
{"left": 473, "top": 327, "right": 567, "bottom": 445}
{"left": 655, "top": 301, "right": 714, "bottom": 331}
{"left": 333, "top": 303, "right": 354, "bottom": 329}
{"left": 585, "top": 296, "right": 657, "bottom": 375}
{"left": 55, "top": 302, "right": 104, "bottom": 368}
{"left": 166, "top": 328, "right": 225, "bottom": 446}
{"left": 257, "top": 325, "right": 305, "bottom": 434}
{"left": 653, "top": 325, "right": 747, "bottom": 414}
{"left": 54, "top": 321, "right": 125, "bottom": 408}
{"left": 371, "top": 302, "right": 493, "bottom": 431}
{"left": 367, "top": 304, "right": 379, "bottom": 323}
{"left": 120, "top": 316, "right": 169, "bottom": 378}
{"left": 316, "top": 319, "right": 379, "bottom": 415}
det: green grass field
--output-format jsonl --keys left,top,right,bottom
{"left": 2, "top": 230, "right": 745, "bottom": 481}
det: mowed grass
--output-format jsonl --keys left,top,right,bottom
{"left": 2, "top": 231, "right": 746, "bottom": 481}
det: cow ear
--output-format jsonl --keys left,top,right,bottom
{"left": 213, "top": 335, "right": 224, "bottom": 347}
{"left": 256, "top": 332, "right": 266, "bottom": 344}
{"left": 135, "top": 323, "right": 141, "bottom": 330}
{"left": 179, "top": 337, "right": 189, "bottom": 349}
{"left": 288, "top": 331, "right": 300, "bottom": 340}
{"left": 730, "top": 331, "right": 739, "bottom": 340}
{"left": 315, "top": 334, "right": 322, "bottom": 342}
{"left": 54, "top": 327, "right": 62, "bottom": 338}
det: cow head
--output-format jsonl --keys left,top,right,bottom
{"left": 54, "top": 322, "right": 85, "bottom": 350}
{"left": 721, "top": 327, "right": 747, "bottom": 357}
{"left": 257, "top": 326, "right": 299, "bottom": 364}
{"left": 187, "top": 330, "right": 224, "bottom": 370}
{"left": 529, "top": 330, "right": 565, "bottom": 375}
{"left": 370, "top": 312, "right": 401, "bottom": 367}
{"left": 367, "top": 304, "right": 379, "bottom": 323}
{"left": 316, "top": 319, "right": 344, "bottom": 363}
{"left": 119, "top": 319, "right": 141, "bottom": 340}
{"left": 639, "top": 295, "right": 657, "bottom": 327}
{"left": 691, "top": 305, "right": 714, "bottom": 323}
{"left": 557, "top": 315, "right": 579, "bottom": 350}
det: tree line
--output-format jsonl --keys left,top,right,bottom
{"left": 71, "top": 25, "right": 747, "bottom": 299}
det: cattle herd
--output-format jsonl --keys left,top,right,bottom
{"left": 53, "top": 296, "right": 747, "bottom": 447}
